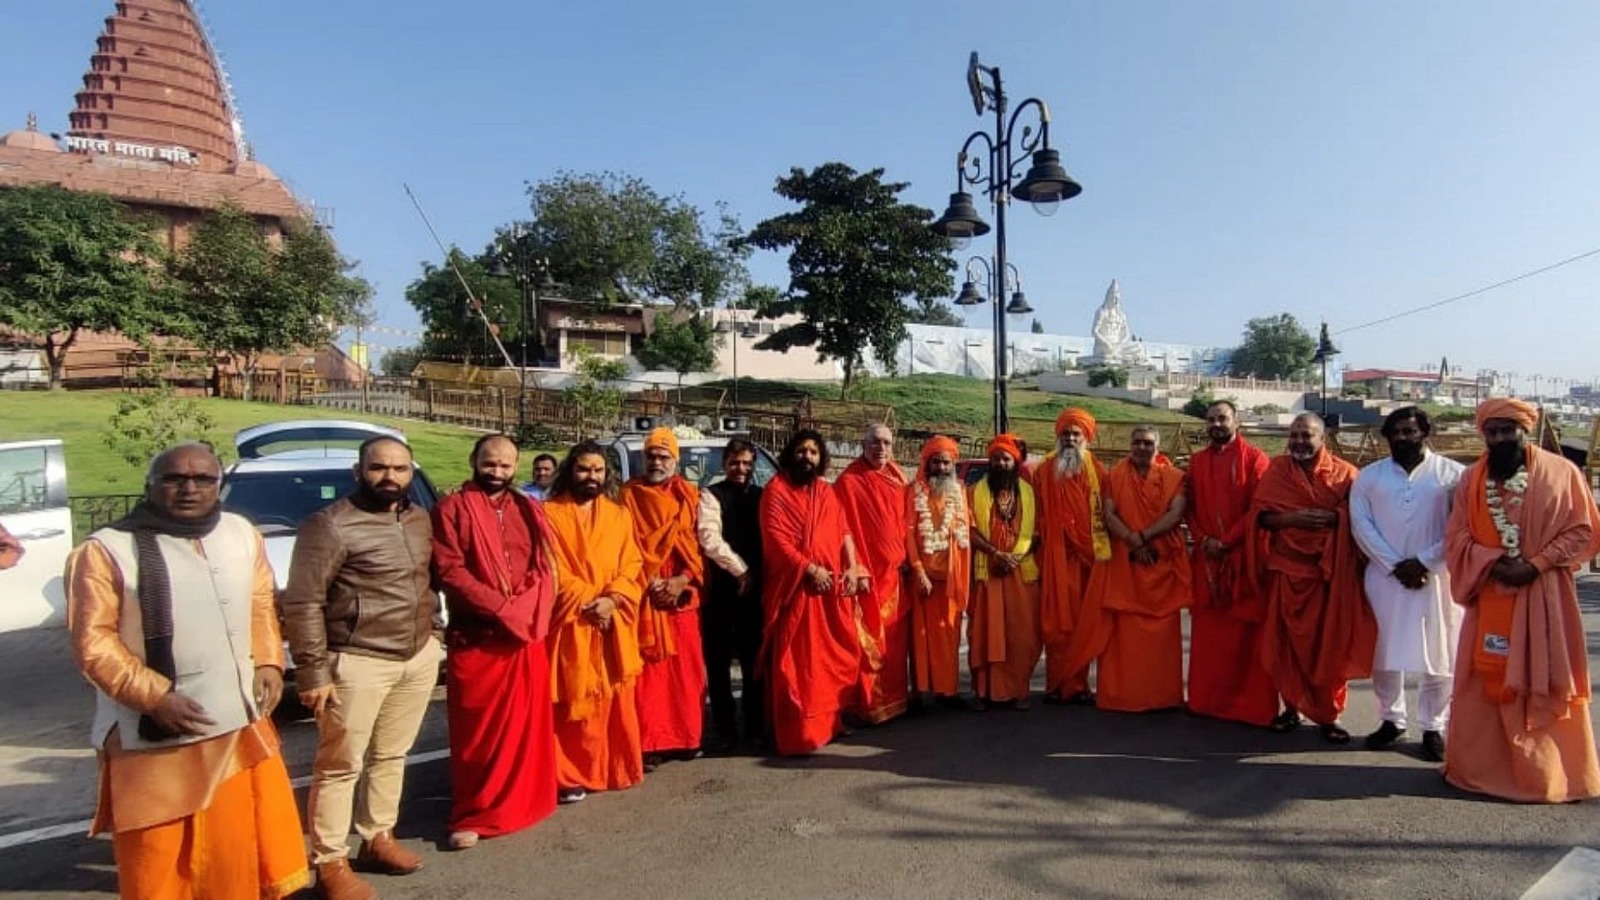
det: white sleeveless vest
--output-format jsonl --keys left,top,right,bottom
{"left": 90, "top": 513, "right": 261, "bottom": 751}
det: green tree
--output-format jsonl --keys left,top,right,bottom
{"left": 403, "top": 248, "right": 522, "bottom": 365}
{"left": 1227, "top": 313, "right": 1317, "bottom": 381}
{"left": 735, "top": 284, "right": 784, "bottom": 314}
{"left": 742, "top": 163, "right": 954, "bottom": 393}
{"left": 170, "top": 207, "right": 370, "bottom": 398}
{"left": 636, "top": 313, "right": 721, "bottom": 397}
{"left": 516, "top": 172, "right": 748, "bottom": 311}
{"left": 563, "top": 346, "right": 629, "bottom": 438}
{"left": 907, "top": 298, "right": 962, "bottom": 327}
{"left": 0, "top": 186, "right": 171, "bottom": 387}
{"left": 380, "top": 345, "right": 426, "bottom": 377}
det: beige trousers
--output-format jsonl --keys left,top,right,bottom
{"left": 307, "top": 637, "right": 442, "bottom": 863}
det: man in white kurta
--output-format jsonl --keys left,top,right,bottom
{"left": 1349, "top": 407, "right": 1464, "bottom": 761}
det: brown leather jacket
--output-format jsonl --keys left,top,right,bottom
{"left": 280, "top": 494, "right": 438, "bottom": 690}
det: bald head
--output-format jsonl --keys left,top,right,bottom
{"left": 1287, "top": 413, "right": 1326, "bottom": 466}
{"left": 145, "top": 442, "right": 223, "bottom": 522}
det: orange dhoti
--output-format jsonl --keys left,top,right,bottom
{"left": 906, "top": 473, "right": 972, "bottom": 699}
{"left": 835, "top": 457, "right": 911, "bottom": 724}
{"left": 968, "top": 575, "right": 1042, "bottom": 702}
{"left": 1442, "top": 442, "right": 1600, "bottom": 802}
{"left": 110, "top": 746, "right": 308, "bottom": 900}
{"left": 1035, "top": 453, "right": 1112, "bottom": 700}
{"left": 636, "top": 610, "right": 706, "bottom": 753}
{"left": 554, "top": 682, "right": 644, "bottom": 792}
{"left": 911, "top": 579, "right": 963, "bottom": 696}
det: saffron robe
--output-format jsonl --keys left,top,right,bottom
{"left": 1097, "top": 459, "right": 1192, "bottom": 712}
{"left": 66, "top": 534, "right": 308, "bottom": 900}
{"left": 760, "top": 474, "right": 860, "bottom": 755}
{"left": 622, "top": 476, "right": 709, "bottom": 753}
{"left": 834, "top": 457, "right": 911, "bottom": 723}
{"left": 1185, "top": 437, "right": 1277, "bottom": 726}
{"left": 1444, "top": 445, "right": 1600, "bottom": 802}
{"left": 544, "top": 494, "right": 646, "bottom": 791}
{"left": 1034, "top": 454, "right": 1112, "bottom": 698}
{"left": 905, "top": 482, "right": 972, "bottom": 696}
{"left": 432, "top": 482, "right": 558, "bottom": 837}
{"left": 1248, "top": 450, "right": 1377, "bottom": 725}
{"left": 968, "top": 480, "right": 1043, "bottom": 702}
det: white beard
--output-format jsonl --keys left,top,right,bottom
{"left": 929, "top": 474, "right": 963, "bottom": 505}
{"left": 1055, "top": 446, "right": 1084, "bottom": 477}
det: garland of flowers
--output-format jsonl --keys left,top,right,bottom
{"left": 914, "top": 481, "right": 969, "bottom": 555}
{"left": 1486, "top": 464, "right": 1529, "bottom": 557}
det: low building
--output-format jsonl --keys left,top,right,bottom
{"left": 1341, "top": 367, "right": 1498, "bottom": 404}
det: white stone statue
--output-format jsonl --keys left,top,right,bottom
{"left": 1089, "top": 280, "right": 1147, "bottom": 365}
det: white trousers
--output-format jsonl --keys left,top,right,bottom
{"left": 1371, "top": 669, "right": 1452, "bottom": 732}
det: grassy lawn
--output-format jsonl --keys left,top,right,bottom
{"left": 0, "top": 390, "right": 484, "bottom": 496}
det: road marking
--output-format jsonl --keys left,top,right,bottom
{"left": 1522, "top": 847, "right": 1600, "bottom": 900}
{"left": 0, "top": 747, "right": 452, "bottom": 851}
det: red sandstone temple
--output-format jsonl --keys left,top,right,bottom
{"left": 0, "top": 0, "right": 360, "bottom": 388}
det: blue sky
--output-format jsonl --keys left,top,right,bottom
{"left": 5, "top": 1, "right": 1599, "bottom": 393}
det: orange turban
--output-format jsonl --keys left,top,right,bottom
{"left": 1474, "top": 398, "right": 1538, "bottom": 434}
{"left": 986, "top": 434, "right": 1022, "bottom": 462}
{"left": 644, "top": 426, "right": 680, "bottom": 459}
{"left": 920, "top": 435, "right": 960, "bottom": 473}
{"left": 1055, "top": 407, "right": 1098, "bottom": 442}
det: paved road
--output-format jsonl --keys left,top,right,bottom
{"left": 3, "top": 581, "right": 1598, "bottom": 899}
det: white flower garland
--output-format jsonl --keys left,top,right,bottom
{"left": 914, "top": 481, "right": 969, "bottom": 555}
{"left": 1486, "top": 465, "right": 1529, "bottom": 557}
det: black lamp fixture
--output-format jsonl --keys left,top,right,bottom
{"left": 929, "top": 52, "right": 1080, "bottom": 432}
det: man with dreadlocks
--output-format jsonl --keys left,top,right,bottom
{"left": 967, "top": 434, "right": 1043, "bottom": 708}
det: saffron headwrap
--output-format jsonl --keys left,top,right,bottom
{"left": 1474, "top": 398, "right": 1538, "bottom": 434}
{"left": 919, "top": 435, "right": 960, "bottom": 481}
{"left": 643, "top": 427, "right": 680, "bottom": 459}
{"left": 986, "top": 434, "right": 1022, "bottom": 462}
{"left": 1055, "top": 407, "right": 1098, "bottom": 442}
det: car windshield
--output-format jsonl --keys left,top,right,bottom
{"left": 625, "top": 446, "right": 776, "bottom": 487}
{"left": 222, "top": 467, "right": 436, "bottom": 532}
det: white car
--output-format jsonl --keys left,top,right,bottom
{"left": 0, "top": 438, "right": 72, "bottom": 633}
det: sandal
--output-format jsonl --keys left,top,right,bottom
{"left": 1268, "top": 710, "right": 1303, "bottom": 733}
{"left": 1320, "top": 723, "right": 1351, "bottom": 744}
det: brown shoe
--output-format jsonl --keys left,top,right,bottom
{"left": 316, "top": 860, "right": 377, "bottom": 900}
{"left": 355, "top": 830, "right": 424, "bottom": 875}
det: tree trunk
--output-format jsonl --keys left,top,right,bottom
{"left": 840, "top": 357, "right": 855, "bottom": 399}
{"left": 44, "top": 329, "right": 78, "bottom": 390}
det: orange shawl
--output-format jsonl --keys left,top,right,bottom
{"left": 1034, "top": 454, "right": 1111, "bottom": 644}
{"left": 1103, "top": 458, "right": 1191, "bottom": 618}
{"left": 904, "top": 481, "right": 972, "bottom": 611}
{"left": 622, "top": 476, "right": 705, "bottom": 663}
{"left": 834, "top": 457, "right": 909, "bottom": 670}
{"left": 1447, "top": 446, "right": 1600, "bottom": 731}
{"left": 542, "top": 495, "right": 645, "bottom": 720}
{"left": 1185, "top": 437, "right": 1271, "bottom": 619}
{"left": 1248, "top": 451, "right": 1376, "bottom": 690}
{"left": 758, "top": 473, "right": 853, "bottom": 677}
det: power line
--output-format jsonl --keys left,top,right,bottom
{"left": 1335, "top": 246, "right": 1600, "bottom": 335}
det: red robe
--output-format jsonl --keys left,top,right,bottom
{"left": 834, "top": 458, "right": 911, "bottom": 723}
{"left": 1184, "top": 438, "right": 1277, "bottom": 727}
{"left": 1247, "top": 450, "right": 1377, "bottom": 725}
{"left": 432, "top": 482, "right": 558, "bottom": 837}
{"left": 622, "top": 476, "right": 708, "bottom": 754}
{"left": 760, "top": 474, "right": 859, "bottom": 755}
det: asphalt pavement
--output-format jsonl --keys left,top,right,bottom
{"left": 3, "top": 580, "right": 1599, "bottom": 899}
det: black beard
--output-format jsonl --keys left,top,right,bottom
{"left": 575, "top": 480, "right": 605, "bottom": 499}
{"left": 1487, "top": 441, "right": 1524, "bottom": 481}
{"left": 473, "top": 473, "right": 510, "bottom": 494}
{"left": 1389, "top": 440, "right": 1424, "bottom": 468}
{"left": 986, "top": 467, "right": 1019, "bottom": 495}
{"left": 1207, "top": 428, "right": 1234, "bottom": 447}
{"left": 785, "top": 463, "right": 817, "bottom": 485}
{"left": 357, "top": 481, "right": 406, "bottom": 505}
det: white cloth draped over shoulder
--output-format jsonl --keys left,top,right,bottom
{"left": 1349, "top": 452, "right": 1466, "bottom": 675}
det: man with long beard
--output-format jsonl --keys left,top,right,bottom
{"left": 834, "top": 423, "right": 910, "bottom": 724}
{"left": 1249, "top": 412, "right": 1376, "bottom": 743}
{"left": 904, "top": 435, "right": 972, "bottom": 707}
{"left": 621, "top": 428, "right": 708, "bottom": 770}
{"left": 285, "top": 436, "right": 440, "bottom": 898}
{"left": 431, "top": 434, "right": 558, "bottom": 850}
{"left": 1096, "top": 426, "right": 1192, "bottom": 712}
{"left": 1034, "top": 408, "right": 1112, "bottom": 704}
{"left": 543, "top": 442, "right": 646, "bottom": 802}
{"left": 67, "top": 443, "right": 307, "bottom": 900}
{"left": 760, "top": 429, "right": 864, "bottom": 755}
{"left": 1185, "top": 401, "right": 1276, "bottom": 728}
{"left": 967, "top": 434, "right": 1043, "bottom": 708}
{"left": 1443, "top": 398, "right": 1600, "bottom": 802}
{"left": 1349, "top": 407, "right": 1463, "bottom": 762}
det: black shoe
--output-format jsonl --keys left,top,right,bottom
{"left": 643, "top": 753, "right": 664, "bottom": 773}
{"left": 1320, "top": 722, "right": 1351, "bottom": 744}
{"left": 1421, "top": 730, "right": 1446, "bottom": 762}
{"left": 1268, "top": 709, "right": 1303, "bottom": 733}
{"left": 1364, "top": 720, "right": 1404, "bottom": 750}
{"left": 1068, "top": 690, "right": 1097, "bottom": 707}
{"left": 703, "top": 732, "right": 736, "bottom": 755}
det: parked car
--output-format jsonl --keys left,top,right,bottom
{"left": 0, "top": 438, "right": 72, "bottom": 632}
{"left": 597, "top": 428, "right": 780, "bottom": 488}
{"left": 221, "top": 420, "right": 446, "bottom": 705}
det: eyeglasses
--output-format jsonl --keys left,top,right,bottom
{"left": 159, "top": 473, "right": 221, "bottom": 487}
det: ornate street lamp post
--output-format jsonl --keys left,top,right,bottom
{"left": 931, "top": 52, "right": 1080, "bottom": 433}
{"left": 1313, "top": 321, "right": 1339, "bottom": 420}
